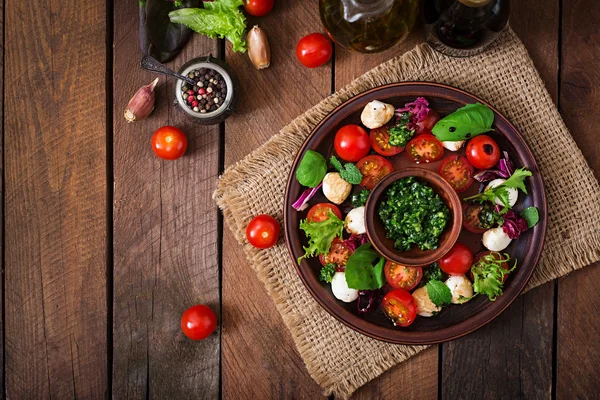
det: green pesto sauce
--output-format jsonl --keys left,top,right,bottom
{"left": 378, "top": 177, "right": 449, "bottom": 251}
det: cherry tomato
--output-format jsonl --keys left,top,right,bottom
{"left": 381, "top": 289, "right": 417, "bottom": 327}
{"left": 307, "top": 203, "right": 342, "bottom": 222}
{"left": 244, "top": 0, "right": 274, "bottom": 16}
{"left": 246, "top": 214, "right": 280, "bottom": 249}
{"left": 384, "top": 261, "right": 423, "bottom": 290}
{"left": 369, "top": 125, "right": 404, "bottom": 156}
{"left": 151, "top": 126, "right": 188, "bottom": 160}
{"left": 438, "top": 155, "right": 474, "bottom": 193}
{"left": 465, "top": 135, "right": 501, "bottom": 169}
{"left": 181, "top": 305, "right": 217, "bottom": 340}
{"left": 405, "top": 134, "right": 444, "bottom": 163}
{"left": 356, "top": 155, "right": 394, "bottom": 189}
{"left": 470, "top": 251, "right": 510, "bottom": 282}
{"left": 414, "top": 110, "right": 441, "bottom": 135}
{"left": 334, "top": 124, "right": 371, "bottom": 162}
{"left": 319, "top": 237, "right": 353, "bottom": 270}
{"left": 296, "top": 33, "right": 333, "bottom": 68}
{"left": 438, "top": 243, "right": 474, "bottom": 275}
{"left": 462, "top": 203, "right": 487, "bottom": 234}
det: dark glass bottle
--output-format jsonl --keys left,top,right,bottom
{"left": 423, "top": 0, "right": 509, "bottom": 57}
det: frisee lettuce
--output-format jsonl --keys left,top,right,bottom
{"left": 297, "top": 210, "right": 343, "bottom": 264}
{"left": 464, "top": 168, "right": 532, "bottom": 213}
{"left": 471, "top": 252, "right": 516, "bottom": 301}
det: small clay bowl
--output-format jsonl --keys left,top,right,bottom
{"left": 365, "top": 168, "right": 463, "bottom": 266}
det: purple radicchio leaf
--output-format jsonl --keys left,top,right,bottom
{"left": 343, "top": 234, "right": 369, "bottom": 252}
{"left": 292, "top": 183, "right": 322, "bottom": 211}
{"left": 395, "top": 97, "right": 431, "bottom": 130}
{"left": 357, "top": 289, "right": 381, "bottom": 315}
{"left": 473, "top": 151, "right": 515, "bottom": 182}
{"left": 497, "top": 206, "right": 529, "bottom": 239}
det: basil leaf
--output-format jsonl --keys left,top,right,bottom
{"left": 432, "top": 103, "right": 494, "bottom": 141}
{"left": 344, "top": 244, "right": 386, "bottom": 290}
{"left": 296, "top": 150, "right": 327, "bottom": 188}
{"left": 521, "top": 206, "right": 539, "bottom": 228}
{"left": 426, "top": 280, "right": 452, "bottom": 306}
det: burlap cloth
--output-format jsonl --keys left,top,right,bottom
{"left": 214, "top": 28, "right": 600, "bottom": 398}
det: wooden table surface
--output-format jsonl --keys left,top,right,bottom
{"left": 2, "top": 0, "right": 599, "bottom": 398}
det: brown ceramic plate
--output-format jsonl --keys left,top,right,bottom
{"left": 283, "top": 82, "right": 546, "bottom": 345}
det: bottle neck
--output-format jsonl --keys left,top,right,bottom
{"left": 342, "top": 0, "right": 396, "bottom": 23}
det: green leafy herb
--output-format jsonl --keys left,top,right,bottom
{"left": 418, "top": 262, "right": 447, "bottom": 288}
{"left": 297, "top": 210, "right": 343, "bottom": 264}
{"left": 320, "top": 263, "right": 336, "bottom": 283}
{"left": 426, "top": 280, "right": 452, "bottom": 306}
{"left": 344, "top": 244, "right": 386, "bottom": 290}
{"left": 295, "top": 150, "right": 327, "bottom": 188}
{"left": 330, "top": 155, "right": 363, "bottom": 185}
{"left": 471, "top": 252, "right": 516, "bottom": 301}
{"left": 351, "top": 189, "right": 370, "bottom": 208}
{"left": 169, "top": 0, "right": 248, "bottom": 52}
{"left": 432, "top": 103, "right": 494, "bottom": 141}
{"left": 464, "top": 168, "right": 532, "bottom": 212}
{"left": 173, "top": 0, "right": 182, "bottom": 6}
{"left": 521, "top": 206, "right": 539, "bottom": 228}
{"left": 388, "top": 113, "right": 414, "bottom": 147}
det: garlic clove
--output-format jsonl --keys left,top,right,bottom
{"left": 247, "top": 25, "right": 271, "bottom": 70}
{"left": 124, "top": 77, "right": 159, "bottom": 123}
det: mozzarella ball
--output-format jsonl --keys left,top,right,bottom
{"left": 322, "top": 172, "right": 352, "bottom": 205}
{"left": 412, "top": 287, "right": 441, "bottom": 317}
{"left": 444, "top": 275, "right": 473, "bottom": 304}
{"left": 360, "top": 100, "right": 395, "bottom": 129}
{"left": 482, "top": 227, "right": 512, "bottom": 251}
{"left": 442, "top": 140, "right": 466, "bottom": 151}
{"left": 485, "top": 178, "right": 518, "bottom": 207}
{"left": 331, "top": 272, "right": 359, "bottom": 303}
{"left": 345, "top": 207, "right": 366, "bottom": 235}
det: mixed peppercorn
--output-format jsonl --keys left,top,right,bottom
{"left": 181, "top": 68, "right": 227, "bottom": 114}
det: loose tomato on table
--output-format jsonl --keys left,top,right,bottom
{"left": 296, "top": 33, "right": 333, "bottom": 68}
{"left": 465, "top": 135, "right": 501, "bottom": 169}
{"left": 462, "top": 203, "right": 487, "bottom": 234}
{"left": 334, "top": 124, "right": 371, "bottom": 162}
{"left": 151, "top": 126, "right": 188, "bottom": 160}
{"left": 246, "top": 214, "right": 280, "bottom": 249}
{"left": 319, "top": 237, "right": 353, "bottom": 270}
{"left": 470, "top": 251, "right": 510, "bottom": 282}
{"left": 438, "top": 243, "right": 474, "bottom": 275}
{"left": 405, "top": 134, "right": 444, "bottom": 163}
{"left": 384, "top": 261, "right": 423, "bottom": 290}
{"left": 244, "top": 0, "right": 274, "bottom": 16}
{"left": 181, "top": 304, "right": 217, "bottom": 340}
{"left": 438, "top": 155, "right": 474, "bottom": 193}
{"left": 356, "top": 155, "right": 394, "bottom": 189}
{"left": 414, "top": 110, "right": 441, "bottom": 135}
{"left": 381, "top": 289, "right": 417, "bottom": 327}
{"left": 306, "top": 203, "right": 342, "bottom": 222}
{"left": 370, "top": 125, "right": 404, "bottom": 156}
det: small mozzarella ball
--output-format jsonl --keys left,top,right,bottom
{"left": 412, "top": 287, "right": 441, "bottom": 317}
{"left": 331, "top": 272, "right": 359, "bottom": 303}
{"left": 485, "top": 178, "right": 518, "bottom": 207}
{"left": 482, "top": 227, "right": 512, "bottom": 251}
{"left": 345, "top": 207, "right": 366, "bottom": 235}
{"left": 360, "top": 100, "right": 395, "bottom": 129}
{"left": 322, "top": 172, "right": 352, "bottom": 205}
{"left": 445, "top": 275, "right": 474, "bottom": 304}
{"left": 442, "top": 140, "right": 466, "bottom": 151}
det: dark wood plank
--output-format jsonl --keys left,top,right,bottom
{"left": 556, "top": 0, "right": 600, "bottom": 396}
{"left": 112, "top": 2, "right": 220, "bottom": 398}
{"left": 441, "top": 3, "right": 559, "bottom": 398}
{"left": 3, "top": 1, "right": 108, "bottom": 398}
{"left": 221, "top": 1, "right": 330, "bottom": 397}
{"left": 0, "top": 0, "right": 4, "bottom": 395}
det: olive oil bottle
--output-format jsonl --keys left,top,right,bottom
{"left": 320, "top": 0, "right": 419, "bottom": 53}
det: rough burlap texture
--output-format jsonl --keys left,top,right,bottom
{"left": 213, "top": 28, "right": 600, "bottom": 398}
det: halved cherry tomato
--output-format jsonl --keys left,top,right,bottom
{"left": 406, "top": 134, "right": 444, "bottom": 163}
{"left": 466, "top": 135, "right": 501, "bottom": 169}
{"left": 369, "top": 125, "right": 404, "bottom": 156}
{"left": 334, "top": 124, "right": 371, "bottom": 162}
{"left": 296, "top": 33, "right": 333, "bottom": 68}
{"left": 307, "top": 203, "right": 342, "bottom": 222}
{"left": 381, "top": 289, "right": 417, "bottom": 327}
{"left": 462, "top": 203, "right": 487, "bottom": 234}
{"left": 356, "top": 155, "right": 394, "bottom": 189}
{"left": 384, "top": 261, "right": 423, "bottom": 290}
{"left": 415, "top": 110, "right": 441, "bottom": 135}
{"left": 246, "top": 215, "right": 280, "bottom": 249}
{"left": 319, "top": 237, "right": 353, "bottom": 270}
{"left": 438, "top": 243, "right": 473, "bottom": 275}
{"left": 470, "top": 251, "right": 510, "bottom": 282}
{"left": 438, "top": 155, "right": 474, "bottom": 193}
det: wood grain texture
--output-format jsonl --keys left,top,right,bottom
{"left": 556, "top": 0, "right": 600, "bottom": 397}
{"left": 221, "top": 0, "right": 330, "bottom": 397}
{"left": 0, "top": 0, "right": 4, "bottom": 394}
{"left": 112, "top": 2, "right": 220, "bottom": 398}
{"left": 3, "top": 1, "right": 108, "bottom": 398}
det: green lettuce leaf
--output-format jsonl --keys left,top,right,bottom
{"left": 297, "top": 210, "right": 343, "bottom": 263}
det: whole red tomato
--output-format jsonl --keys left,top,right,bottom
{"left": 465, "top": 135, "right": 501, "bottom": 170}
{"left": 296, "top": 33, "right": 333, "bottom": 68}
{"left": 246, "top": 214, "right": 280, "bottom": 249}
{"left": 334, "top": 124, "right": 370, "bottom": 162}
{"left": 244, "top": 0, "right": 274, "bottom": 16}
{"left": 152, "top": 126, "right": 188, "bottom": 160}
{"left": 438, "top": 243, "right": 474, "bottom": 275}
{"left": 181, "top": 304, "right": 217, "bottom": 340}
